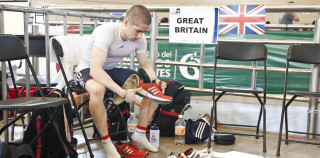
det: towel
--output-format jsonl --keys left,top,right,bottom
{"left": 49, "top": 35, "right": 89, "bottom": 89}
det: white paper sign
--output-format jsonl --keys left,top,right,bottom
{"left": 169, "top": 7, "right": 219, "bottom": 44}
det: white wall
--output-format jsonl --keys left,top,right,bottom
{"left": 184, "top": 100, "right": 320, "bottom": 135}
{"left": 0, "top": 2, "right": 29, "bottom": 34}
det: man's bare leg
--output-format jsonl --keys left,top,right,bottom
{"left": 132, "top": 98, "right": 159, "bottom": 152}
{"left": 85, "top": 79, "right": 120, "bottom": 158}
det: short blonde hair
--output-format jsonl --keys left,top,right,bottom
{"left": 125, "top": 5, "right": 151, "bottom": 26}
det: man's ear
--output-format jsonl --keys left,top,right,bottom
{"left": 123, "top": 18, "right": 129, "bottom": 26}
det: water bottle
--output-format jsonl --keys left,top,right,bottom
{"left": 149, "top": 124, "right": 160, "bottom": 148}
{"left": 127, "top": 112, "right": 138, "bottom": 135}
{"left": 174, "top": 115, "right": 185, "bottom": 146}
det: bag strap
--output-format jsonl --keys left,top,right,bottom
{"left": 160, "top": 110, "right": 179, "bottom": 117}
{"left": 53, "top": 90, "right": 71, "bottom": 143}
{"left": 35, "top": 116, "right": 42, "bottom": 158}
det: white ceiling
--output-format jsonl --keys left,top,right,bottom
{"left": 32, "top": 0, "right": 320, "bottom": 8}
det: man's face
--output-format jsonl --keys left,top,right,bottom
{"left": 124, "top": 19, "right": 150, "bottom": 41}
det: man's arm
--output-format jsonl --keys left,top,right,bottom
{"left": 136, "top": 53, "right": 157, "bottom": 81}
{"left": 292, "top": 12, "right": 300, "bottom": 22}
{"left": 90, "top": 46, "right": 126, "bottom": 97}
{"left": 90, "top": 46, "right": 142, "bottom": 105}
{"left": 136, "top": 53, "right": 167, "bottom": 91}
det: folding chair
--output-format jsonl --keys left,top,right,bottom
{"left": 208, "top": 42, "right": 267, "bottom": 152}
{"left": 51, "top": 37, "right": 133, "bottom": 157}
{"left": 276, "top": 44, "right": 320, "bottom": 156}
{"left": 15, "top": 35, "right": 57, "bottom": 87}
{"left": 10, "top": 35, "right": 57, "bottom": 141}
{"left": 0, "top": 34, "right": 69, "bottom": 157}
{"left": 51, "top": 37, "right": 94, "bottom": 157}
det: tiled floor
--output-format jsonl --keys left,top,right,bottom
{"left": 1, "top": 100, "right": 320, "bottom": 158}
{"left": 73, "top": 125, "right": 320, "bottom": 158}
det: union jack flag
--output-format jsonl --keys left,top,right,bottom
{"left": 219, "top": 5, "right": 266, "bottom": 34}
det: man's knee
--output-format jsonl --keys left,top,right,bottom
{"left": 86, "top": 81, "right": 106, "bottom": 101}
{"left": 88, "top": 86, "right": 106, "bottom": 110}
{"left": 90, "top": 86, "right": 106, "bottom": 97}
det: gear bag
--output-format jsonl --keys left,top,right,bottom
{"left": 23, "top": 88, "right": 78, "bottom": 158}
{"left": 151, "top": 79, "right": 191, "bottom": 137}
{"left": 185, "top": 118, "right": 210, "bottom": 144}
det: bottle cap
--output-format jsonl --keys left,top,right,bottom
{"left": 151, "top": 124, "right": 159, "bottom": 130}
{"left": 178, "top": 115, "right": 183, "bottom": 119}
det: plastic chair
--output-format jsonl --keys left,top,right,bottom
{"left": 208, "top": 42, "right": 267, "bottom": 152}
{"left": 0, "top": 34, "right": 69, "bottom": 156}
{"left": 276, "top": 44, "right": 320, "bottom": 156}
{"left": 52, "top": 37, "right": 134, "bottom": 157}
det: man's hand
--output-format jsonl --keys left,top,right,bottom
{"left": 155, "top": 79, "right": 167, "bottom": 93}
{"left": 124, "top": 88, "right": 143, "bottom": 107}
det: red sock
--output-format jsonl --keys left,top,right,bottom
{"left": 137, "top": 125, "right": 147, "bottom": 130}
{"left": 101, "top": 134, "right": 110, "bottom": 140}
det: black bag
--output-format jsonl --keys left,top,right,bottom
{"left": 23, "top": 88, "right": 78, "bottom": 158}
{"left": 0, "top": 142, "right": 34, "bottom": 158}
{"left": 93, "top": 91, "right": 130, "bottom": 141}
{"left": 0, "top": 71, "right": 2, "bottom": 101}
{"left": 214, "top": 133, "right": 236, "bottom": 145}
{"left": 185, "top": 118, "right": 210, "bottom": 144}
{"left": 151, "top": 79, "right": 191, "bottom": 137}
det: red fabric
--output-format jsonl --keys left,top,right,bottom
{"left": 166, "top": 79, "right": 175, "bottom": 84}
{"left": 8, "top": 87, "right": 37, "bottom": 99}
{"left": 36, "top": 119, "right": 42, "bottom": 158}
{"left": 160, "top": 110, "right": 180, "bottom": 117}
{"left": 137, "top": 125, "right": 147, "bottom": 131}
{"left": 122, "top": 109, "right": 128, "bottom": 115}
{"left": 56, "top": 63, "right": 61, "bottom": 72}
{"left": 101, "top": 134, "right": 110, "bottom": 140}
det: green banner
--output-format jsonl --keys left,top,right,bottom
{"left": 77, "top": 26, "right": 313, "bottom": 94}
{"left": 146, "top": 29, "right": 312, "bottom": 94}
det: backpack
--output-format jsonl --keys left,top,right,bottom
{"left": 93, "top": 91, "right": 130, "bottom": 141}
{"left": 23, "top": 88, "right": 78, "bottom": 158}
{"left": 151, "top": 79, "right": 191, "bottom": 137}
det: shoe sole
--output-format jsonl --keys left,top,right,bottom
{"left": 120, "top": 154, "right": 148, "bottom": 158}
{"left": 137, "top": 89, "right": 172, "bottom": 105}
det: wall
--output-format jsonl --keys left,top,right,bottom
{"left": 0, "top": 2, "right": 29, "bottom": 34}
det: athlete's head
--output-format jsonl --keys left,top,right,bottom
{"left": 122, "top": 5, "right": 151, "bottom": 41}
{"left": 125, "top": 5, "right": 151, "bottom": 26}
